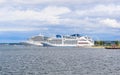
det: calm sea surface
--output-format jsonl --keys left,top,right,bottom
{"left": 0, "top": 45, "right": 120, "bottom": 75}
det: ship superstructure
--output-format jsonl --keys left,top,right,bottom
{"left": 26, "top": 34, "right": 94, "bottom": 47}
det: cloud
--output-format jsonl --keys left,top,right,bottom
{"left": 0, "top": 27, "right": 48, "bottom": 31}
{"left": 0, "top": 0, "right": 120, "bottom": 40}
{"left": 0, "top": 28, "right": 35, "bottom": 31}
{"left": 0, "top": 0, "right": 5, "bottom": 3}
{"left": 0, "top": 6, "right": 71, "bottom": 24}
{"left": 76, "top": 4, "right": 120, "bottom": 17}
{"left": 11, "top": 0, "right": 119, "bottom": 5}
{"left": 100, "top": 18, "right": 120, "bottom": 28}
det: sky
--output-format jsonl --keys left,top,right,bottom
{"left": 0, "top": 0, "right": 120, "bottom": 42}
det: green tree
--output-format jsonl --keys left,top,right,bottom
{"left": 115, "top": 41, "right": 119, "bottom": 46}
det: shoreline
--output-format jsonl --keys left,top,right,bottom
{"left": 91, "top": 46, "right": 105, "bottom": 48}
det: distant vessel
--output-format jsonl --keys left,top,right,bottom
{"left": 26, "top": 34, "right": 94, "bottom": 47}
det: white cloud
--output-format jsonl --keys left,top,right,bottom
{"left": 0, "top": 0, "right": 5, "bottom": 3}
{"left": 0, "top": 27, "right": 48, "bottom": 31}
{"left": 0, "top": 6, "right": 71, "bottom": 24}
{"left": 100, "top": 18, "right": 120, "bottom": 28}
{"left": 59, "top": 18, "right": 93, "bottom": 27}
{"left": 0, "top": 28, "right": 35, "bottom": 31}
{"left": 0, "top": 0, "right": 119, "bottom": 33}
{"left": 76, "top": 4, "right": 120, "bottom": 17}
{"left": 11, "top": 0, "right": 119, "bottom": 5}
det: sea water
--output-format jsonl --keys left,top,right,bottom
{"left": 0, "top": 45, "right": 120, "bottom": 75}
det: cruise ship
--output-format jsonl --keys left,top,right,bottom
{"left": 26, "top": 34, "right": 94, "bottom": 47}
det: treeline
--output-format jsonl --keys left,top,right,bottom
{"left": 94, "top": 41, "right": 120, "bottom": 46}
